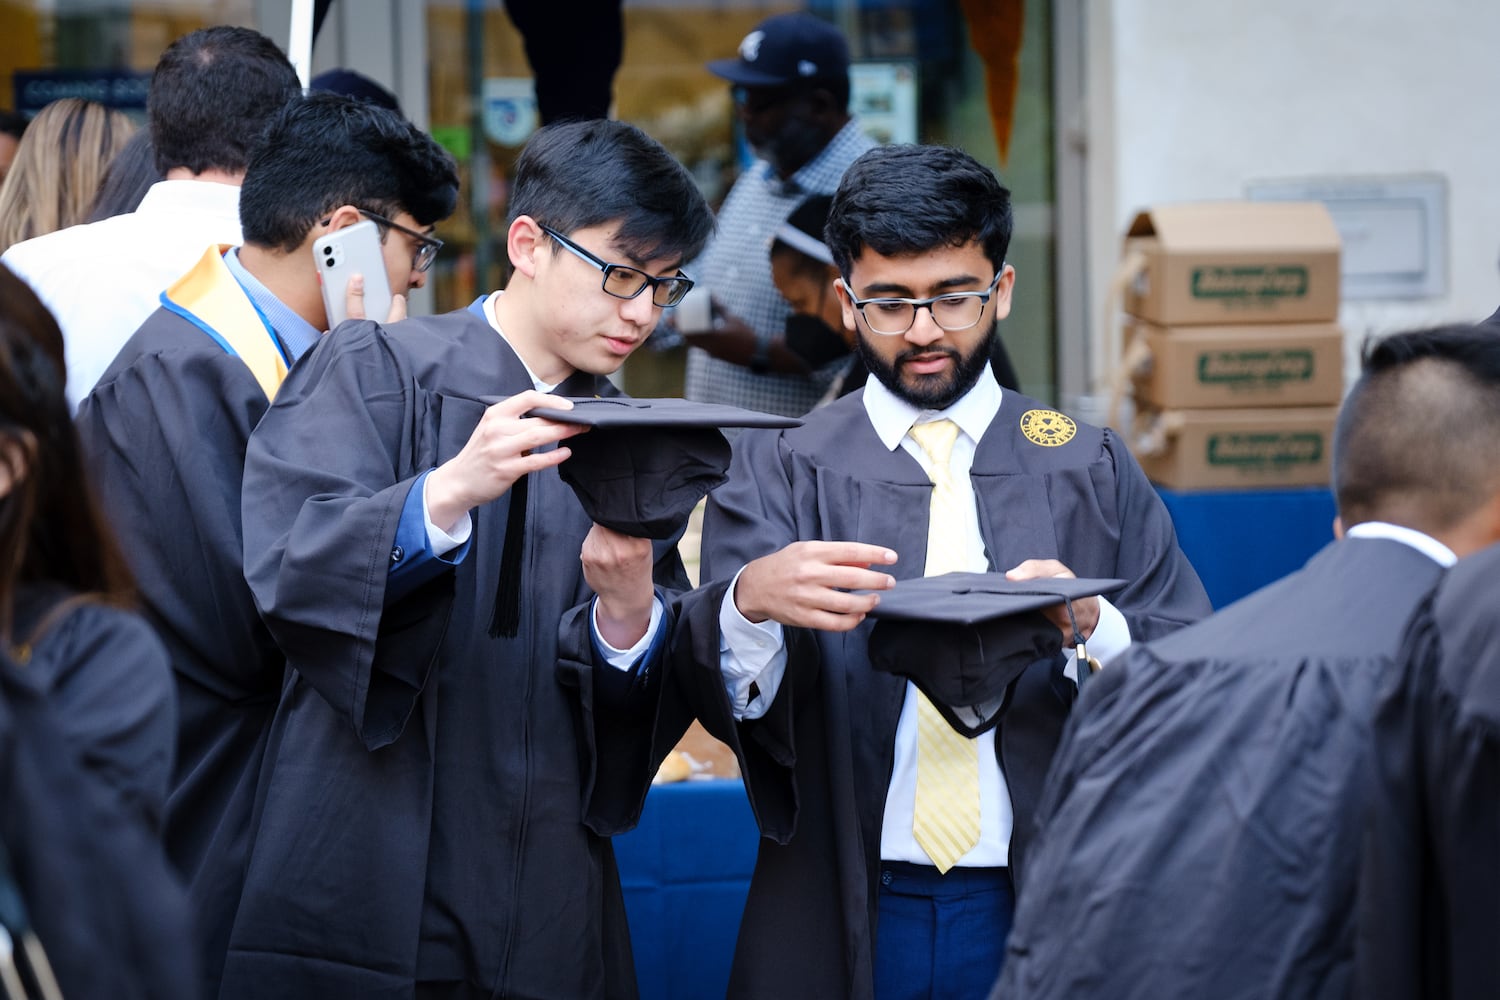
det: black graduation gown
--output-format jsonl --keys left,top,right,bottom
{"left": 11, "top": 581, "right": 175, "bottom": 828}
{"left": 226, "top": 310, "right": 681, "bottom": 999}
{"left": 996, "top": 536, "right": 1447, "bottom": 1000}
{"left": 1355, "top": 541, "right": 1500, "bottom": 999}
{"left": 75, "top": 302, "right": 286, "bottom": 994}
{"left": 684, "top": 383, "right": 1210, "bottom": 999}
{"left": 0, "top": 652, "right": 197, "bottom": 1000}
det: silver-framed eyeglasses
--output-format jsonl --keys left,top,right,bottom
{"left": 360, "top": 209, "right": 443, "bottom": 273}
{"left": 841, "top": 272, "right": 1005, "bottom": 336}
{"left": 540, "top": 224, "right": 695, "bottom": 307}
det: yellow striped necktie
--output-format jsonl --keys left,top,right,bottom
{"left": 906, "top": 418, "right": 981, "bottom": 873}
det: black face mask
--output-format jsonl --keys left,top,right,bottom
{"left": 784, "top": 313, "right": 850, "bottom": 369}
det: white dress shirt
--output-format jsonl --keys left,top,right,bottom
{"left": 719, "top": 368, "right": 1131, "bottom": 868}
{"left": 2, "top": 179, "right": 243, "bottom": 410}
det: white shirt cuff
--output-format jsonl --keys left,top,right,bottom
{"left": 422, "top": 474, "right": 472, "bottom": 554}
{"left": 593, "top": 596, "right": 665, "bottom": 670}
{"left": 719, "top": 566, "right": 788, "bottom": 720}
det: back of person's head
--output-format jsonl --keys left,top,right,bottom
{"left": 0, "top": 98, "right": 134, "bottom": 252}
{"left": 825, "top": 144, "right": 1013, "bottom": 278}
{"left": 310, "top": 68, "right": 402, "bottom": 114}
{"left": 148, "top": 25, "right": 300, "bottom": 177}
{"left": 507, "top": 118, "right": 714, "bottom": 265}
{"left": 1335, "top": 323, "right": 1500, "bottom": 535}
{"left": 84, "top": 128, "right": 162, "bottom": 223}
{"left": 237, "top": 92, "right": 459, "bottom": 253}
{"left": 0, "top": 266, "right": 133, "bottom": 637}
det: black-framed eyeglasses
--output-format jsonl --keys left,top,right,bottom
{"left": 540, "top": 224, "right": 694, "bottom": 308}
{"left": 841, "top": 273, "right": 1006, "bottom": 336}
{"left": 330, "top": 208, "right": 442, "bottom": 273}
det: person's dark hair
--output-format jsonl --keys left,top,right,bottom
{"left": 0, "top": 110, "right": 26, "bottom": 142}
{"left": 0, "top": 265, "right": 134, "bottom": 639}
{"left": 237, "top": 92, "right": 460, "bottom": 254}
{"left": 507, "top": 118, "right": 714, "bottom": 265}
{"left": 1335, "top": 323, "right": 1500, "bottom": 532}
{"left": 771, "top": 193, "right": 835, "bottom": 281}
{"left": 825, "top": 144, "right": 1013, "bottom": 278}
{"left": 148, "top": 25, "right": 300, "bottom": 176}
{"left": 84, "top": 128, "right": 162, "bottom": 223}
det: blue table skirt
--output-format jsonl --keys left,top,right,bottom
{"left": 1156, "top": 485, "right": 1336, "bottom": 609}
{"left": 614, "top": 779, "right": 758, "bottom": 1000}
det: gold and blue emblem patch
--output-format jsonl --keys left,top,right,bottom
{"left": 1019, "top": 409, "right": 1076, "bottom": 447}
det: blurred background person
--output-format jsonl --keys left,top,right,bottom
{"left": 84, "top": 127, "right": 162, "bottom": 224}
{"left": 0, "top": 109, "right": 24, "bottom": 184}
{"left": 1, "top": 26, "right": 299, "bottom": 410}
{"left": 681, "top": 12, "right": 876, "bottom": 418}
{"left": 0, "top": 262, "right": 175, "bottom": 833}
{"left": 0, "top": 98, "right": 133, "bottom": 254}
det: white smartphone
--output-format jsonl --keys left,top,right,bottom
{"left": 314, "top": 219, "right": 393, "bottom": 329}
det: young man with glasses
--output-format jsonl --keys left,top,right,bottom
{"left": 679, "top": 143, "right": 1210, "bottom": 998}
{"left": 74, "top": 91, "right": 458, "bottom": 999}
{"left": 223, "top": 118, "right": 713, "bottom": 999}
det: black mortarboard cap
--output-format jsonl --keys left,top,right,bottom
{"left": 524, "top": 397, "right": 800, "bottom": 539}
{"left": 865, "top": 573, "right": 1127, "bottom": 737}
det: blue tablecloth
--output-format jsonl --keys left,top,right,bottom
{"left": 614, "top": 779, "right": 758, "bottom": 1000}
{"left": 1157, "top": 485, "right": 1336, "bottom": 609}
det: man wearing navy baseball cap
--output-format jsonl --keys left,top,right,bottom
{"left": 680, "top": 12, "right": 877, "bottom": 419}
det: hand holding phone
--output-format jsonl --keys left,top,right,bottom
{"left": 314, "top": 219, "right": 394, "bottom": 330}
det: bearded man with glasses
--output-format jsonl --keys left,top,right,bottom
{"left": 674, "top": 143, "right": 1211, "bottom": 999}
{"left": 224, "top": 118, "right": 714, "bottom": 999}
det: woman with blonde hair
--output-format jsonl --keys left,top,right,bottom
{"left": 0, "top": 98, "right": 133, "bottom": 253}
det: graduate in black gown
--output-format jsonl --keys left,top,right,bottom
{"left": 997, "top": 323, "right": 1500, "bottom": 999}
{"left": 74, "top": 94, "right": 458, "bottom": 996}
{"left": 673, "top": 144, "right": 1210, "bottom": 999}
{"left": 228, "top": 119, "right": 714, "bottom": 998}
{"left": 1356, "top": 549, "right": 1500, "bottom": 997}
{"left": 0, "top": 263, "right": 194, "bottom": 998}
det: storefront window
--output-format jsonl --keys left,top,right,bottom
{"left": 425, "top": 0, "right": 1057, "bottom": 400}
{"left": 1, "top": 1, "right": 256, "bottom": 120}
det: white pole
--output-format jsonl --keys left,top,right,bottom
{"left": 288, "top": 0, "right": 315, "bottom": 89}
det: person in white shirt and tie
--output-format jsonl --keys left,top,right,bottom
{"left": 675, "top": 142, "right": 1212, "bottom": 999}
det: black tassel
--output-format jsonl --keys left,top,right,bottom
{"left": 488, "top": 472, "right": 528, "bottom": 638}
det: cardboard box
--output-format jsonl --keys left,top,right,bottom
{"left": 1125, "top": 320, "right": 1345, "bottom": 409}
{"left": 1120, "top": 202, "right": 1341, "bottom": 325}
{"left": 1131, "top": 406, "right": 1338, "bottom": 490}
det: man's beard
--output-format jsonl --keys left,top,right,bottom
{"left": 856, "top": 324, "right": 997, "bottom": 410}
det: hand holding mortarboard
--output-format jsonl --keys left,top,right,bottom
{"left": 864, "top": 572, "right": 1125, "bottom": 736}
{"left": 525, "top": 397, "right": 800, "bottom": 540}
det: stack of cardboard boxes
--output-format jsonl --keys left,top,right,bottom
{"left": 1116, "top": 201, "right": 1344, "bottom": 490}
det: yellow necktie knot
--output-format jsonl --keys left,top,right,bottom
{"left": 908, "top": 418, "right": 960, "bottom": 467}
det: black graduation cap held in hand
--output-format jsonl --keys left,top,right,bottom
{"left": 865, "top": 573, "right": 1127, "bottom": 737}
{"left": 525, "top": 397, "right": 800, "bottom": 539}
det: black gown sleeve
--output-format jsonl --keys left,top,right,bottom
{"left": 241, "top": 322, "right": 452, "bottom": 750}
